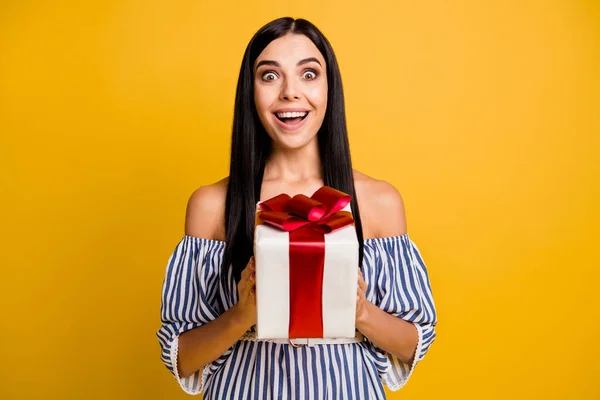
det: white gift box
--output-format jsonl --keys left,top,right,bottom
{"left": 253, "top": 201, "right": 359, "bottom": 340}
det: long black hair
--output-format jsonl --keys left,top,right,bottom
{"left": 222, "top": 17, "right": 364, "bottom": 284}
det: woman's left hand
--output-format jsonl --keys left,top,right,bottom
{"left": 356, "top": 269, "right": 371, "bottom": 324}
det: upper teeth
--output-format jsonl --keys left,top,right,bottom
{"left": 277, "top": 111, "right": 308, "bottom": 118}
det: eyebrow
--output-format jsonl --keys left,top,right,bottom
{"left": 255, "top": 57, "right": 322, "bottom": 71}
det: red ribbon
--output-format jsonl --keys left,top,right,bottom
{"left": 257, "top": 186, "right": 355, "bottom": 338}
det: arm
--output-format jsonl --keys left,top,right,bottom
{"left": 177, "top": 304, "right": 251, "bottom": 378}
{"left": 176, "top": 182, "right": 257, "bottom": 379}
{"left": 356, "top": 302, "right": 418, "bottom": 365}
{"left": 356, "top": 179, "right": 417, "bottom": 364}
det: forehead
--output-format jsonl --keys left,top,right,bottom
{"left": 254, "top": 33, "right": 325, "bottom": 68}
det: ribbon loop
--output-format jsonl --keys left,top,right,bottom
{"left": 258, "top": 186, "right": 355, "bottom": 233}
{"left": 310, "top": 186, "right": 352, "bottom": 218}
{"left": 259, "top": 193, "right": 292, "bottom": 213}
{"left": 287, "top": 195, "right": 327, "bottom": 221}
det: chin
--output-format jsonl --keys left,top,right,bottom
{"left": 269, "top": 129, "right": 318, "bottom": 150}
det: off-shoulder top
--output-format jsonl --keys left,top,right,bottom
{"left": 157, "top": 234, "right": 437, "bottom": 399}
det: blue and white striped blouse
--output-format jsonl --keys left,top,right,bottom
{"left": 157, "top": 234, "right": 437, "bottom": 399}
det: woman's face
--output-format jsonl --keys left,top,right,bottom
{"left": 253, "top": 33, "right": 328, "bottom": 150}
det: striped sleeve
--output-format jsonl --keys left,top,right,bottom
{"left": 155, "top": 236, "right": 232, "bottom": 395}
{"left": 364, "top": 234, "right": 437, "bottom": 391}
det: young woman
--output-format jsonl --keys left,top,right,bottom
{"left": 157, "top": 17, "right": 437, "bottom": 399}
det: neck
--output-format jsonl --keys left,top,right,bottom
{"left": 263, "top": 138, "right": 322, "bottom": 183}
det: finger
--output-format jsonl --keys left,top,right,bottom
{"left": 240, "top": 279, "right": 255, "bottom": 301}
{"left": 358, "top": 271, "right": 364, "bottom": 286}
{"left": 359, "top": 278, "right": 367, "bottom": 292}
{"left": 238, "top": 280, "right": 248, "bottom": 300}
{"left": 249, "top": 257, "right": 256, "bottom": 275}
{"left": 246, "top": 272, "right": 256, "bottom": 295}
{"left": 241, "top": 257, "right": 255, "bottom": 280}
{"left": 241, "top": 265, "right": 250, "bottom": 281}
{"left": 357, "top": 285, "right": 366, "bottom": 299}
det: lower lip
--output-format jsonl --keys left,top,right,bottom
{"left": 272, "top": 112, "right": 310, "bottom": 132}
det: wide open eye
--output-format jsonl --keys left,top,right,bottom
{"left": 302, "top": 70, "right": 317, "bottom": 80}
{"left": 262, "top": 72, "right": 277, "bottom": 81}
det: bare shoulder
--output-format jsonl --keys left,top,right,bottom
{"left": 184, "top": 177, "right": 229, "bottom": 240}
{"left": 352, "top": 169, "right": 407, "bottom": 239}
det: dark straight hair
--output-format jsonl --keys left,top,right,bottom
{"left": 222, "top": 17, "right": 364, "bottom": 284}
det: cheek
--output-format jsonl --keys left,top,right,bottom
{"left": 254, "top": 85, "right": 281, "bottom": 120}
{"left": 307, "top": 84, "right": 328, "bottom": 114}
{"left": 254, "top": 87, "right": 278, "bottom": 134}
{"left": 253, "top": 89, "right": 268, "bottom": 115}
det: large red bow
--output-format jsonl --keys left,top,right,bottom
{"left": 257, "top": 186, "right": 355, "bottom": 232}
{"left": 257, "top": 186, "right": 355, "bottom": 338}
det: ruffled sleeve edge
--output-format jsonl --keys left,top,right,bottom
{"left": 168, "top": 332, "right": 212, "bottom": 396}
{"left": 380, "top": 321, "right": 425, "bottom": 391}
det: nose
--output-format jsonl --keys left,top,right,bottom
{"left": 279, "top": 78, "right": 301, "bottom": 101}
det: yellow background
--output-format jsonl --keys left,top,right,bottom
{"left": 1, "top": 1, "right": 598, "bottom": 398}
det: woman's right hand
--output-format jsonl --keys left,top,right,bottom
{"left": 232, "top": 256, "right": 257, "bottom": 329}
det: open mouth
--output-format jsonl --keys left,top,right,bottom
{"left": 273, "top": 111, "right": 310, "bottom": 127}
